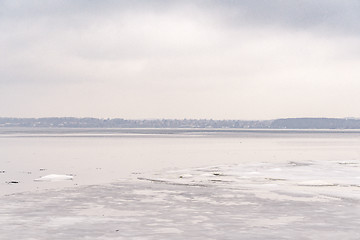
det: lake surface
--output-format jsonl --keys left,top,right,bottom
{"left": 1, "top": 128, "right": 360, "bottom": 195}
{"left": 1, "top": 128, "right": 360, "bottom": 239}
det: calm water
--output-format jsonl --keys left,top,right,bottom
{"left": 1, "top": 128, "right": 360, "bottom": 195}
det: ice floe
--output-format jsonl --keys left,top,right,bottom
{"left": 34, "top": 174, "right": 73, "bottom": 182}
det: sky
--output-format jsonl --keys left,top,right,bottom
{"left": 1, "top": 0, "right": 360, "bottom": 120}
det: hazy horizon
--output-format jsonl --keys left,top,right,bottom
{"left": 2, "top": 1, "right": 360, "bottom": 119}
{"left": 1, "top": 116, "right": 360, "bottom": 121}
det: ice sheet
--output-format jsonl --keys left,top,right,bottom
{"left": 138, "top": 160, "right": 360, "bottom": 201}
{"left": 1, "top": 160, "right": 359, "bottom": 239}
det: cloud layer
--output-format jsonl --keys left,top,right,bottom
{"left": 1, "top": 0, "right": 360, "bottom": 119}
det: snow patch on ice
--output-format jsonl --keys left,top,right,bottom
{"left": 138, "top": 160, "right": 360, "bottom": 201}
{"left": 298, "top": 180, "right": 336, "bottom": 186}
{"left": 34, "top": 174, "right": 73, "bottom": 182}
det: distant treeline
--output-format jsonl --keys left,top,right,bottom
{"left": 0, "top": 117, "right": 360, "bottom": 129}
{"left": 270, "top": 118, "right": 360, "bottom": 129}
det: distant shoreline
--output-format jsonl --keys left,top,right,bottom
{"left": 1, "top": 117, "right": 360, "bottom": 129}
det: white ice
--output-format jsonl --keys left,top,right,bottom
{"left": 34, "top": 174, "right": 74, "bottom": 182}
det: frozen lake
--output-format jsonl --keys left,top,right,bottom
{"left": 1, "top": 128, "right": 360, "bottom": 195}
{"left": 1, "top": 128, "right": 360, "bottom": 239}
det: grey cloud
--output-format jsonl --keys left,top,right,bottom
{"left": 2, "top": 0, "right": 360, "bottom": 28}
{"left": 205, "top": 0, "right": 360, "bottom": 34}
{"left": 1, "top": 1, "right": 360, "bottom": 118}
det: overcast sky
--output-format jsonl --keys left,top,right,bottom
{"left": 1, "top": 0, "right": 360, "bottom": 119}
